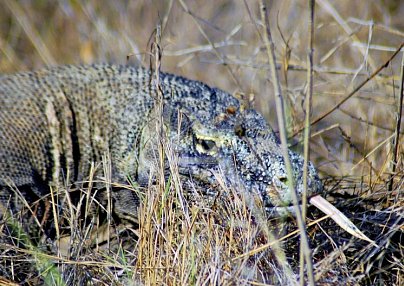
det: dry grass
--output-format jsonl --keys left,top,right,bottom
{"left": 0, "top": 0, "right": 403, "bottom": 285}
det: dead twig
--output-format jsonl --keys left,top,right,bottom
{"left": 293, "top": 42, "right": 404, "bottom": 137}
{"left": 259, "top": 1, "right": 315, "bottom": 285}
{"left": 388, "top": 52, "right": 404, "bottom": 192}
{"left": 300, "top": 0, "right": 315, "bottom": 284}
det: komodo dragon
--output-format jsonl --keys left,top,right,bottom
{"left": 0, "top": 64, "right": 322, "bottom": 224}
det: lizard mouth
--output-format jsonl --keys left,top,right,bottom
{"left": 263, "top": 193, "right": 320, "bottom": 218}
{"left": 264, "top": 205, "right": 303, "bottom": 218}
{"left": 263, "top": 181, "right": 322, "bottom": 217}
{"left": 177, "top": 167, "right": 320, "bottom": 219}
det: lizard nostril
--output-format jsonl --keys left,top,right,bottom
{"left": 278, "top": 176, "right": 288, "bottom": 184}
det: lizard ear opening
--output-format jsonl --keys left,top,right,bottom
{"left": 234, "top": 124, "right": 246, "bottom": 138}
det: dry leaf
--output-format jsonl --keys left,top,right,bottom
{"left": 310, "top": 195, "right": 378, "bottom": 247}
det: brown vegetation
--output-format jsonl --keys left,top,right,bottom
{"left": 0, "top": 0, "right": 403, "bottom": 285}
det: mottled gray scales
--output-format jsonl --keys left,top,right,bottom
{"left": 0, "top": 64, "right": 322, "bottom": 221}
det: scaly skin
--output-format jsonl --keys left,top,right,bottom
{"left": 0, "top": 64, "right": 322, "bottom": 220}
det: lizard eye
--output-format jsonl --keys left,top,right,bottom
{"left": 194, "top": 136, "right": 217, "bottom": 154}
{"left": 199, "top": 139, "right": 216, "bottom": 151}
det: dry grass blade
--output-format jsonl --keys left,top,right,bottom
{"left": 316, "top": 0, "right": 377, "bottom": 70}
{"left": 310, "top": 195, "right": 378, "bottom": 247}
{"left": 0, "top": 277, "right": 19, "bottom": 286}
{"left": 3, "top": 0, "right": 55, "bottom": 65}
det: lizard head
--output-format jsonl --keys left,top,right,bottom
{"left": 137, "top": 75, "right": 322, "bottom": 216}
